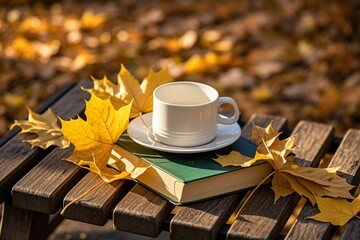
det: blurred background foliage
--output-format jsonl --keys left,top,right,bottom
{"left": 0, "top": 0, "right": 359, "bottom": 137}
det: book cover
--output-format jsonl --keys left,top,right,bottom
{"left": 117, "top": 133, "right": 259, "bottom": 183}
{"left": 115, "top": 133, "right": 272, "bottom": 204}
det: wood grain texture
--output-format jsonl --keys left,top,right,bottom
{"left": 339, "top": 217, "right": 360, "bottom": 240}
{"left": 62, "top": 172, "right": 134, "bottom": 225}
{"left": 0, "top": 201, "right": 48, "bottom": 240}
{"left": 171, "top": 195, "right": 241, "bottom": 240}
{"left": 169, "top": 114, "right": 287, "bottom": 240}
{"left": 0, "top": 135, "right": 49, "bottom": 203}
{"left": 11, "top": 147, "right": 87, "bottom": 213}
{"left": 227, "top": 120, "right": 334, "bottom": 240}
{"left": 113, "top": 184, "right": 173, "bottom": 238}
{"left": 10, "top": 81, "right": 92, "bottom": 213}
{"left": 286, "top": 129, "right": 360, "bottom": 240}
{"left": 240, "top": 113, "right": 287, "bottom": 140}
{"left": 0, "top": 80, "right": 92, "bottom": 204}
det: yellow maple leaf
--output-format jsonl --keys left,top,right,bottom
{"left": 280, "top": 163, "right": 353, "bottom": 200}
{"left": 308, "top": 195, "right": 360, "bottom": 226}
{"left": 11, "top": 108, "right": 70, "bottom": 149}
{"left": 271, "top": 171, "right": 295, "bottom": 201}
{"left": 213, "top": 151, "right": 252, "bottom": 167}
{"left": 60, "top": 94, "right": 149, "bottom": 183}
{"left": 84, "top": 65, "right": 173, "bottom": 118}
{"left": 214, "top": 123, "right": 354, "bottom": 204}
{"left": 251, "top": 122, "right": 280, "bottom": 146}
{"left": 108, "top": 144, "right": 150, "bottom": 180}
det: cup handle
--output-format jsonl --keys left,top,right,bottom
{"left": 217, "top": 97, "right": 240, "bottom": 125}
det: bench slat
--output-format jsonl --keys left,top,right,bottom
{"left": 0, "top": 135, "right": 47, "bottom": 204}
{"left": 227, "top": 121, "right": 334, "bottom": 240}
{"left": 62, "top": 172, "right": 134, "bottom": 225}
{"left": 11, "top": 147, "right": 84, "bottom": 213}
{"left": 285, "top": 129, "right": 360, "bottom": 240}
{"left": 0, "top": 81, "right": 91, "bottom": 204}
{"left": 171, "top": 195, "right": 241, "bottom": 240}
{"left": 10, "top": 81, "right": 92, "bottom": 213}
{"left": 339, "top": 217, "right": 360, "bottom": 240}
{"left": 170, "top": 114, "right": 287, "bottom": 240}
{"left": 113, "top": 184, "right": 173, "bottom": 238}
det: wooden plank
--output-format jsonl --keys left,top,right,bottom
{"left": 11, "top": 147, "right": 86, "bottom": 213}
{"left": 339, "top": 217, "right": 360, "bottom": 240}
{"left": 240, "top": 114, "right": 287, "bottom": 140}
{"left": 0, "top": 201, "right": 48, "bottom": 240}
{"left": 10, "top": 81, "right": 92, "bottom": 213}
{"left": 171, "top": 195, "right": 241, "bottom": 240}
{"left": 62, "top": 172, "right": 134, "bottom": 225}
{"left": 170, "top": 114, "right": 288, "bottom": 240}
{"left": 113, "top": 184, "right": 173, "bottom": 238}
{"left": 0, "top": 80, "right": 91, "bottom": 204}
{"left": 286, "top": 129, "right": 360, "bottom": 240}
{"left": 227, "top": 120, "right": 334, "bottom": 240}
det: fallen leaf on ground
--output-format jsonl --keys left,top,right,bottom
{"left": 11, "top": 108, "right": 70, "bottom": 149}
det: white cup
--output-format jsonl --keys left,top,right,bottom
{"left": 152, "top": 81, "right": 240, "bottom": 147}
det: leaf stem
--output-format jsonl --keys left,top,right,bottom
{"left": 139, "top": 112, "right": 149, "bottom": 129}
{"left": 60, "top": 181, "right": 105, "bottom": 215}
{"left": 139, "top": 112, "right": 159, "bottom": 142}
{"left": 237, "top": 171, "right": 275, "bottom": 215}
{"left": 355, "top": 215, "right": 360, "bottom": 220}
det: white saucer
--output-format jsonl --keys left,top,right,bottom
{"left": 127, "top": 113, "right": 241, "bottom": 154}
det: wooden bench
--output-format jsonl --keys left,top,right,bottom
{"left": 0, "top": 80, "right": 359, "bottom": 240}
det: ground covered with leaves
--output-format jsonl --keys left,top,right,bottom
{"left": 0, "top": 0, "right": 359, "bottom": 137}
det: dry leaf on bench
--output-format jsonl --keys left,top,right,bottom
{"left": 60, "top": 94, "right": 149, "bottom": 183}
{"left": 214, "top": 123, "right": 354, "bottom": 204}
{"left": 308, "top": 195, "right": 360, "bottom": 226}
{"left": 251, "top": 122, "right": 280, "bottom": 146}
{"left": 84, "top": 65, "right": 173, "bottom": 118}
{"left": 280, "top": 164, "right": 353, "bottom": 198}
{"left": 11, "top": 108, "right": 70, "bottom": 149}
{"left": 214, "top": 150, "right": 252, "bottom": 167}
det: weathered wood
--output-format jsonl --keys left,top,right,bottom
{"left": 0, "top": 201, "right": 48, "bottom": 240}
{"left": 11, "top": 147, "right": 87, "bottom": 213}
{"left": 227, "top": 120, "right": 334, "bottom": 240}
{"left": 339, "top": 217, "right": 360, "bottom": 240}
{"left": 0, "top": 137, "right": 51, "bottom": 204}
{"left": 62, "top": 172, "right": 134, "bottom": 225}
{"left": 170, "top": 114, "right": 288, "bottom": 240}
{"left": 240, "top": 114, "right": 287, "bottom": 140}
{"left": 285, "top": 129, "right": 360, "bottom": 240}
{"left": 113, "top": 184, "right": 173, "bottom": 238}
{"left": 171, "top": 195, "right": 241, "bottom": 240}
{"left": 0, "top": 80, "right": 91, "bottom": 204}
{"left": 10, "top": 81, "right": 92, "bottom": 213}
{"left": 328, "top": 130, "right": 360, "bottom": 186}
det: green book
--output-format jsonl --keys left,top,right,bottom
{"left": 116, "top": 134, "right": 272, "bottom": 205}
